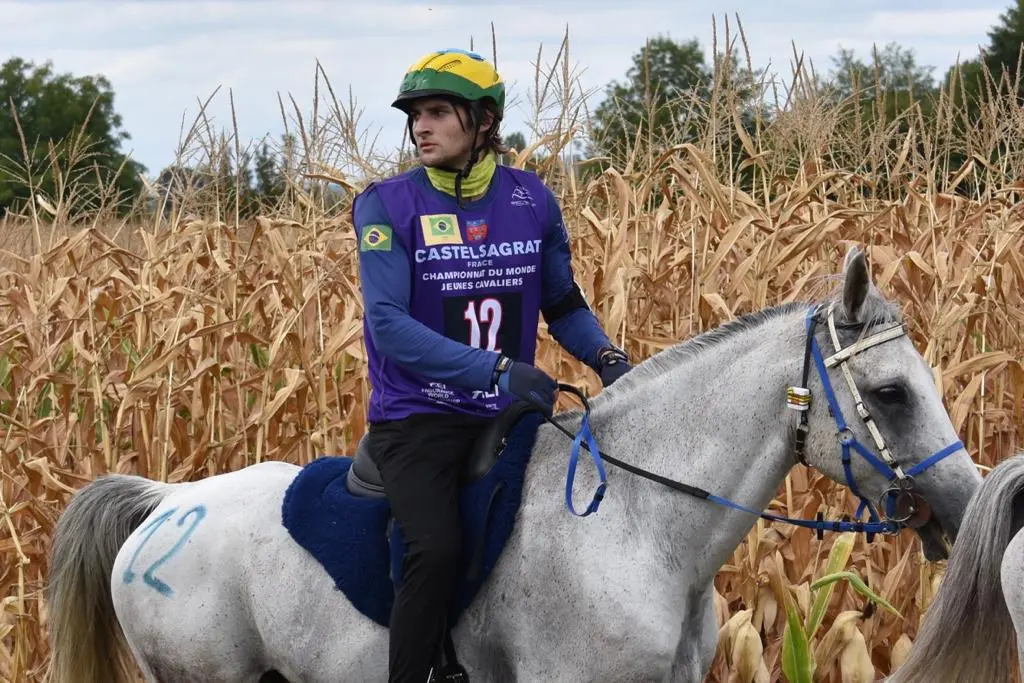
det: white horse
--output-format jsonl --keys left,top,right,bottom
{"left": 46, "top": 246, "right": 982, "bottom": 682}
{"left": 886, "top": 449, "right": 1024, "bottom": 682}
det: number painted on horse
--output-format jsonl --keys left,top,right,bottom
{"left": 121, "top": 504, "right": 207, "bottom": 597}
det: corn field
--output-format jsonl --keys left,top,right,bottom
{"left": 2, "top": 30, "right": 1023, "bottom": 682}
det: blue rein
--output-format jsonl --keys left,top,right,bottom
{"left": 555, "top": 303, "right": 964, "bottom": 539}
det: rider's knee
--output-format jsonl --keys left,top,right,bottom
{"left": 414, "top": 535, "right": 461, "bottom": 574}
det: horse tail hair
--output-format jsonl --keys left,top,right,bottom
{"left": 47, "top": 473, "right": 173, "bottom": 683}
{"left": 889, "top": 451, "right": 1024, "bottom": 683}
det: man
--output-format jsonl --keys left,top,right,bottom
{"left": 351, "top": 47, "right": 632, "bottom": 682}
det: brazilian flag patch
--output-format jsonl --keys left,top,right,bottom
{"left": 360, "top": 224, "right": 393, "bottom": 252}
{"left": 420, "top": 214, "right": 462, "bottom": 246}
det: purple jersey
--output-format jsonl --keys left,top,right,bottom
{"left": 360, "top": 166, "right": 551, "bottom": 421}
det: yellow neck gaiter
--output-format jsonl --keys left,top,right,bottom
{"left": 425, "top": 152, "right": 496, "bottom": 199}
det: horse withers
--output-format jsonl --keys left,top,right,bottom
{"left": 45, "top": 246, "right": 982, "bottom": 682}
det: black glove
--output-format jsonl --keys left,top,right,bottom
{"left": 495, "top": 358, "right": 557, "bottom": 417}
{"left": 596, "top": 346, "right": 632, "bottom": 387}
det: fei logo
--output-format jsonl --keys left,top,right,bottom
{"left": 510, "top": 186, "right": 535, "bottom": 207}
{"left": 420, "top": 214, "right": 462, "bottom": 246}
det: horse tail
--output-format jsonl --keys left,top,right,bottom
{"left": 889, "top": 452, "right": 1024, "bottom": 683}
{"left": 47, "top": 473, "right": 173, "bottom": 683}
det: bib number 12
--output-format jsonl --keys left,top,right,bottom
{"left": 442, "top": 292, "right": 522, "bottom": 358}
{"left": 464, "top": 298, "right": 503, "bottom": 351}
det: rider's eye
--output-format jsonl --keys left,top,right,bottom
{"left": 872, "top": 384, "right": 908, "bottom": 405}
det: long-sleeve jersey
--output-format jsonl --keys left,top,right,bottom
{"left": 353, "top": 165, "right": 613, "bottom": 421}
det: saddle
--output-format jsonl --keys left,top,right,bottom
{"left": 346, "top": 400, "right": 540, "bottom": 498}
{"left": 281, "top": 398, "right": 548, "bottom": 683}
{"left": 338, "top": 400, "right": 543, "bottom": 682}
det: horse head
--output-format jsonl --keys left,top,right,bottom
{"left": 795, "top": 246, "right": 981, "bottom": 560}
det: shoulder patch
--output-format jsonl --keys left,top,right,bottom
{"left": 360, "top": 224, "right": 393, "bottom": 252}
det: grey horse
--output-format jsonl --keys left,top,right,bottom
{"left": 45, "top": 246, "right": 981, "bottom": 682}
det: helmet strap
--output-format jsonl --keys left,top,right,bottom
{"left": 450, "top": 104, "right": 480, "bottom": 208}
{"left": 454, "top": 134, "right": 484, "bottom": 209}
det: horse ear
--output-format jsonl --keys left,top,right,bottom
{"left": 842, "top": 246, "right": 870, "bottom": 321}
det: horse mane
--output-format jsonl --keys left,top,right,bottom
{"left": 593, "top": 279, "right": 903, "bottom": 401}
{"left": 888, "top": 453, "right": 1024, "bottom": 683}
{"left": 601, "top": 300, "right": 809, "bottom": 396}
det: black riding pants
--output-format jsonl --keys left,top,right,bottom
{"left": 367, "top": 411, "right": 490, "bottom": 683}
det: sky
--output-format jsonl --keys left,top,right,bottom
{"left": 2, "top": 0, "right": 1009, "bottom": 177}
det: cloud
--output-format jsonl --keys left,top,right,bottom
{"left": 867, "top": 9, "right": 1003, "bottom": 38}
{"left": 1, "top": 0, "right": 1005, "bottom": 175}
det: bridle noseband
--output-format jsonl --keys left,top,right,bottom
{"left": 788, "top": 302, "right": 964, "bottom": 532}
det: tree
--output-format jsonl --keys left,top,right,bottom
{"left": 825, "top": 43, "right": 937, "bottom": 101}
{"left": 821, "top": 42, "right": 940, "bottom": 132}
{"left": 251, "top": 134, "right": 295, "bottom": 210}
{"left": 929, "top": 2, "right": 1024, "bottom": 199}
{"left": 145, "top": 133, "right": 300, "bottom": 219}
{"left": 585, "top": 33, "right": 767, "bottom": 190}
{"left": 503, "top": 131, "right": 527, "bottom": 153}
{"left": 815, "top": 43, "right": 941, "bottom": 194}
{"left": 588, "top": 35, "right": 713, "bottom": 163}
{"left": 942, "top": 0, "right": 1024, "bottom": 117}
{"left": 941, "top": 57, "right": 986, "bottom": 131}
{"left": 982, "top": 0, "right": 1024, "bottom": 96}
{"left": 0, "top": 57, "right": 145, "bottom": 216}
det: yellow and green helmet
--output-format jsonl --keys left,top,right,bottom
{"left": 392, "top": 48, "right": 505, "bottom": 120}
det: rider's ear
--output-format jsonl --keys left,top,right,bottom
{"left": 842, "top": 247, "right": 870, "bottom": 321}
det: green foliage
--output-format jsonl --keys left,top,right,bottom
{"left": 820, "top": 42, "right": 940, "bottom": 136}
{"left": 781, "top": 604, "right": 814, "bottom": 683}
{"left": 982, "top": 0, "right": 1024, "bottom": 96}
{"left": 581, "top": 7, "right": 1023, "bottom": 203}
{"left": 938, "top": 0, "right": 1024, "bottom": 128}
{"left": 926, "top": 2, "right": 1024, "bottom": 197}
{"left": 0, "top": 57, "right": 146, "bottom": 216}
{"left": 813, "top": 43, "right": 941, "bottom": 192}
{"left": 4, "top": 3, "right": 1024, "bottom": 219}
{"left": 149, "top": 133, "right": 297, "bottom": 220}
{"left": 588, "top": 35, "right": 713, "bottom": 163}
{"left": 825, "top": 43, "right": 937, "bottom": 101}
{"left": 503, "top": 131, "right": 527, "bottom": 153}
{"left": 584, "top": 32, "right": 767, "bottom": 199}
{"left": 781, "top": 533, "right": 901, "bottom": 682}
{"left": 942, "top": 58, "right": 987, "bottom": 117}
{"left": 810, "top": 571, "right": 901, "bottom": 618}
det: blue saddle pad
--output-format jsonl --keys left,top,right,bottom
{"left": 280, "top": 412, "right": 544, "bottom": 627}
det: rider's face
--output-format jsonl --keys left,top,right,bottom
{"left": 409, "top": 98, "right": 489, "bottom": 169}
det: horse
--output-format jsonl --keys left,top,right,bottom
{"left": 45, "top": 246, "right": 982, "bottom": 682}
{"left": 885, "top": 449, "right": 1024, "bottom": 682}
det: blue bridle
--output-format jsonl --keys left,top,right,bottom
{"left": 557, "top": 302, "right": 964, "bottom": 539}
{"left": 789, "top": 302, "right": 964, "bottom": 534}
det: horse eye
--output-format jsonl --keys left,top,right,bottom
{"left": 872, "top": 385, "right": 908, "bottom": 405}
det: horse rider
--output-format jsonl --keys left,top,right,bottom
{"left": 351, "top": 47, "right": 633, "bottom": 682}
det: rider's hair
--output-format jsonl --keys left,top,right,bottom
{"left": 448, "top": 97, "right": 509, "bottom": 157}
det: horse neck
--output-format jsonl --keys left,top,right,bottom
{"left": 560, "top": 309, "right": 806, "bottom": 588}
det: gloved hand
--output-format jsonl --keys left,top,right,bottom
{"left": 596, "top": 346, "right": 632, "bottom": 387}
{"left": 496, "top": 360, "right": 558, "bottom": 417}
{"left": 600, "top": 360, "right": 632, "bottom": 386}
